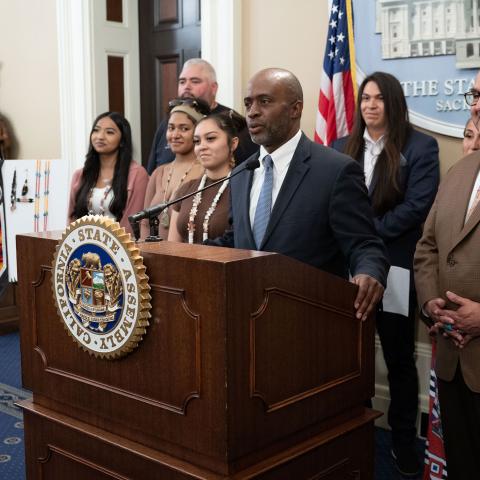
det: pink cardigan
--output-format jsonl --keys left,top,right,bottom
{"left": 68, "top": 161, "right": 149, "bottom": 236}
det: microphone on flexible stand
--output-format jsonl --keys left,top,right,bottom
{"left": 129, "top": 157, "right": 260, "bottom": 242}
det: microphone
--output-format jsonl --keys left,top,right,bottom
{"left": 129, "top": 157, "right": 260, "bottom": 241}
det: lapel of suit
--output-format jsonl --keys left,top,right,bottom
{"left": 357, "top": 148, "right": 375, "bottom": 194}
{"left": 450, "top": 156, "right": 480, "bottom": 250}
{"left": 259, "top": 134, "right": 310, "bottom": 249}
{"left": 237, "top": 158, "right": 257, "bottom": 247}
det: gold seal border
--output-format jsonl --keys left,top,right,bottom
{"left": 51, "top": 215, "right": 151, "bottom": 360}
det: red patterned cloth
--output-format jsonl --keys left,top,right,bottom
{"left": 423, "top": 341, "right": 448, "bottom": 479}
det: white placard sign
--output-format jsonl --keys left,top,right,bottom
{"left": 2, "top": 159, "right": 69, "bottom": 281}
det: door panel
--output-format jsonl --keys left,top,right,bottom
{"left": 91, "top": 0, "right": 141, "bottom": 162}
{"left": 139, "top": 0, "right": 201, "bottom": 167}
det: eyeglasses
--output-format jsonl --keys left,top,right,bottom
{"left": 168, "top": 98, "right": 199, "bottom": 108}
{"left": 464, "top": 90, "right": 480, "bottom": 106}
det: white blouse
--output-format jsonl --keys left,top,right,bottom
{"left": 89, "top": 186, "right": 115, "bottom": 219}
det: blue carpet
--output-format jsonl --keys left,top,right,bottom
{"left": 0, "top": 332, "right": 31, "bottom": 480}
{"left": 0, "top": 331, "right": 426, "bottom": 479}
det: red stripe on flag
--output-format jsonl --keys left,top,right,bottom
{"left": 343, "top": 71, "right": 355, "bottom": 132}
{"left": 326, "top": 84, "right": 338, "bottom": 146}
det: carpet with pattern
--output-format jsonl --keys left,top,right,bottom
{"left": 0, "top": 332, "right": 30, "bottom": 480}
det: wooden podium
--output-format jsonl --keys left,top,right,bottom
{"left": 17, "top": 231, "right": 379, "bottom": 479}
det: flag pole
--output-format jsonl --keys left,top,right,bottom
{"left": 346, "top": 0, "right": 357, "bottom": 101}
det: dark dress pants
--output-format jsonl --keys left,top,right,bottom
{"left": 376, "top": 308, "right": 419, "bottom": 448}
{"left": 437, "top": 365, "right": 480, "bottom": 480}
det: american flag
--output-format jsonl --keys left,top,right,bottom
{"left": 315, "top": 0, "right": 356, "bottom": 146}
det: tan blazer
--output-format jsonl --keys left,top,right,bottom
{"left": 414, "top": 151, "right": 480, "bottom": 392}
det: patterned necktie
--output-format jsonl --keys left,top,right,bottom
{"left": 253, "top": 155, "right": 274, "bottom": 249}
{"left": 465, "top": 185, "right": 480, "bottom": 224}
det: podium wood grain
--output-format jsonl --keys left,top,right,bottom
{"left": 17, "top": 232, "right": 379, "bottom": 478}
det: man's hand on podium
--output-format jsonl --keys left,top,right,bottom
{"left": 351, "top": 274, "right": 384, "bottom": 321}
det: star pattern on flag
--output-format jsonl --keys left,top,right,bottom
{"left": 323, "top": 2, "right": 351, "bottom": 76}
{"left": 315, "top": 0, "right": 356, "bottom": 146}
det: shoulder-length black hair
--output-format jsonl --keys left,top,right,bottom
{"left": 72, "top": 111, "right": 132, "bottom": 222}
{"left": 344, "top": 71, "right": 411, "bottom": 216}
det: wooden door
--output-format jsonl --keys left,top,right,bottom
{"left": 91, "top": 0, "right": 142, "bottom": 163}
{"left": 138, "top": 0, "right": 201, "bottom": 167}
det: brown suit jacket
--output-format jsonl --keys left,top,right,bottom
{"left": 414, "top": 151, "right": 480, "bottom": 392}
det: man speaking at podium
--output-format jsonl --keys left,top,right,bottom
{"left": 209, "top": 68, "right": 389, "bottom": 320}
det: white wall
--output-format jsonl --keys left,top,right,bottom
{"left": 0, "top": 0, "right": 61, "bottom": 159}
{"left": 241, "top": 0, "right": 328, "bottom": 140}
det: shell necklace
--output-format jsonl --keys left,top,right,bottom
{"left": 187, "top": 172, "right": 231, "bottom": 244}
{"left": 160, "top": 159, "right": 197, "bottom": 228}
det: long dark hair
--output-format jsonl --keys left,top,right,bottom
{"left": 72, "top": 111, "right": 132, "bottom": 222}
{"left": 344, "top": 72, "right": 411, "bottom": 216}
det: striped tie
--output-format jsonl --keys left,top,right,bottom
{"left": 253, "top": 155, "right": 273, "bottom": 249}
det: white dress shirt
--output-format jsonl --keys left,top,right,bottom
{"left": 363, "top": 129, "right": 385, "bottom": 189}
{"left": 249, "top": 130, "right": 302, "bottom": 228}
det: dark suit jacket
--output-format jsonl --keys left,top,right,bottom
{"left": 146, "top": 103, "right": 258, "bottom": 174}
{"left": 414, "top": 152, "right": 480, "bottom": 392}
{"left": 332, "top": 130, "right": 439, "bottom": 274}
{"left": 212, "top": 133, "right": 389, "bottom": 285}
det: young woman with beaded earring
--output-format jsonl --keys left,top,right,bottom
{"left": 167, "top": 110, "right": 245, "bottom": 244}
{"left": 68, "top": 111, "right": 149, "bottom": 235}
{"left": 140, "top": 98, "right": 211, "bottom": 239}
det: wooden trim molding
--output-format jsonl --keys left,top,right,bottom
{"left": 250, "top": 287, "right": 362, "bottom": 412}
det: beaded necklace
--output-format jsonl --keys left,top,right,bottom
{"left": 187, "top": 172, "right": 231, "bottom": 244}
{"left": 33, "top": 160, "right": 41, "bottom": 232}
{"left": 21, "top": 169, "right": 29, "bottom": 197}
{"left": 43, "top": 160, "right": 51, "bottom": 231}
{"left": 10, "top": 169, "right": 16, "bottom": 211}
{"left": 160, "top": 159, "right": 197, "bottom": 228}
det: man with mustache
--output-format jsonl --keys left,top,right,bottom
{"left": 147, "top": 58, "right": 257, "bottom": 174}
{"left": 211, "top": 68, "right": 389, "bottom": 322}
{"left": 414, "top": 71, "right": 480, "bottom": 479}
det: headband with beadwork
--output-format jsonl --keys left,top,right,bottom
{"left": 170, "top": 104, "right": 205, "bottom": 123}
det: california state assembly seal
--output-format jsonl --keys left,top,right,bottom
{"left": 52, "top": 216, "right": 151, "bottom": 359}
